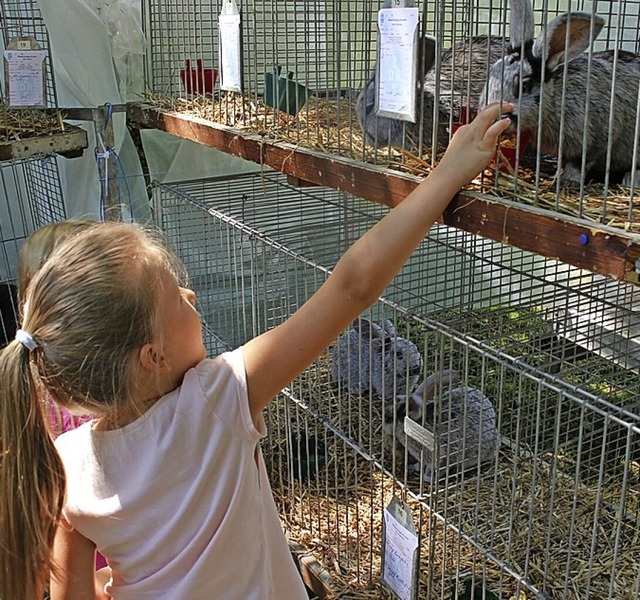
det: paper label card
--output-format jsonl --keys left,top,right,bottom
{"left": 376, "top": 7, "right": 419, "bottom": 122}
{"left": 219, "top": 0, "right": 242, "bottom": 93}
{"left": 382, "top": 496, "right": 419, "bottom": 600}
{"left": 4, "top": 49, "right": 46, "bottom": 107}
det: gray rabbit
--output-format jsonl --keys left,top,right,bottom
{"left": 384, "top": 369, "right": 499, "bottom": 482}
{"left": 356, "top": 0, "right": 503, "bottom": 151}
{"left": 479, "top": 0, "right": 640, "bottom": 186}
{"left": 330, "top": 317, "right": 423, "bottom": 400}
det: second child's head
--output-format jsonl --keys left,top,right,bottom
{"left": 18, "top": 218, "right": 96, "bottom": 303}
{"left": 21, "top": 221, "right": 203, "bottom": 418}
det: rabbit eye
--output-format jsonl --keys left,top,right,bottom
{"left": 513, "top": 73, "right": 533, "bottom": 97}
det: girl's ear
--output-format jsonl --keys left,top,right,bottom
{"left": 139, "top": 342, "right": 170, "bottom": 373}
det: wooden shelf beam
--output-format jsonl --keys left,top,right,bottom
{"left": 127, "top": 103, "right": 640, "bottom": 285}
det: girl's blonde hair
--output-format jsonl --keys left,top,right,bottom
{"left": 0, "top": 221, "right": 186, "bottom": 600}
{"left": 17, "top": 218, "right": 97, "bottom": 436}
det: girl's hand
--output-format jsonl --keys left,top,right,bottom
{"left": 436, "top": 102, "right": 514, "bottom": 187}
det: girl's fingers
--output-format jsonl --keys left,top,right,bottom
{"left": 485, "top": 117, "right": 512, "bottom": 144}
{"left": 471, "top": 102, "right": 514, "bottom": 148}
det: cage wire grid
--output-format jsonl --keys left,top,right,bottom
{"left": 0, "top": 153, "right": 66, "bottom": 345}
{"left": 153, "top": 170, "right": 640, "bottom": 599}
{"left": 0, "top": 0, "right": 57, "bottom": 107}
{"left": 141, "top": 0, "right": 640, "bottom": 239}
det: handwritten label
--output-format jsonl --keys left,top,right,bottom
{"left": 404, "top": 416, "right": 436, "bottom": 450}
{"left": 382, "top": 497, "right": 418, "bottom": 600}
{"left": 376, "top": 7, "right": 419, "bottom": 121}
{"left": 4, "top": 49, "right": 46, "bottom": 107}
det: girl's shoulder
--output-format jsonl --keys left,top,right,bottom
{"left": 191, "top": 347, "right": 246, "bottom": 396}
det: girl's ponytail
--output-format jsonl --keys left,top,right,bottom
{"left": 0, "top": 338, "right": 65, "bottom": 600}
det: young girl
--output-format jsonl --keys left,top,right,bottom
{"left": 17, "top": 219, "right": 110, "bottom": 587}
{"left": 0, "top": 103, "right": 511, "bottom": 600}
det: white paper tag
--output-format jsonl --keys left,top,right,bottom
{"left": 404, "top": 415, "right": 436, "bottom": 450}
{"left": 382, "top": 497, "right": 419, "bottom": 600}
{"left": 4, "top": 49, "right": 46, "bottom": 107}
{"left": 376, "top": 7, "right": 419, "bottom": 122}
{"left": 219, "top": 0, "right": 242, "bottom": 92}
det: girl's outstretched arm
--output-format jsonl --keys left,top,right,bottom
{"left": 243, "top": 103, "right": 512, "bottom": 420}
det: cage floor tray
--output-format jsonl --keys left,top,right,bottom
{"left": 0, "top": 124, "right": 88, "bottom": 160}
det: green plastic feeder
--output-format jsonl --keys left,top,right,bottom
{"left": 264, "top": 66, "right": 311, "bottom": 115}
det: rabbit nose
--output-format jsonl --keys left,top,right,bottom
{"left": 505, "top": 112, "right": 518, "bottom": 129}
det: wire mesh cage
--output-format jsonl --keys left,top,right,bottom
{"left": 153, "top": 170, "right": 640, "bottom": 599}
{"left": 0, "top": 0, "right": 88, "bottom": 159}
{"left": 134, "top": 0, "right": 640, "bottom": 286}
{"left": 0, "top": 153, "right": 66, "bottom": 346}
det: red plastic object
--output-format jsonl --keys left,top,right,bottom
{"left": 451, "top": 105, "right": 530, "bottom": 172}
{"left": 494, "top": 130, "right": 531, "bottom": 173}
{"left": 450, "top": 105, "right": 476, "bottom": 134}
{"left": 180, "top": 59, "right": 218, "bottom": 95}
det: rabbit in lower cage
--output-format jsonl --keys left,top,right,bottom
{"left": 479, "top": 0, "right": 640, "bottom": 186}
{"left": 384, "top": 369, "right": 499, "bottom": 482}
{"left": 356, "top": 0, "right": 504, "bottom": 151}
{"left": 330, "top": 317, "right": 423, "bottom": 400}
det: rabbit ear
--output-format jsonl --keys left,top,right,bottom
{"left": 368, "top": 319, "right": 385, "bottom": 339}
{"left": 441, "top": 369, "right": 460, "bottom": 387}
{"left": 381, "top": 319, "right": 396, "bottom": 336}
{"left": 509, "top": 0, "right": 535, "bottom": 48}
{"left": 532, "top": 13, "right": 604, "bottom": 69}
{"left": 354, "top": 317, "right": 373, "bottom": 337}
{"left": 421, "top": 369, "right": 460, "bottom": 400}
{"left": 406, "top": 390, "right": 423, "bottom": 421}
{"left": 413, "top": 379, "right": 426, "bottom": 397}
{"left": 419, "top": 35, "right": 437, "bottom": 76}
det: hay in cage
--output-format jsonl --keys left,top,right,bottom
{"left": 266, "top": 372, "right": 640, "bottom": 600}
{"left": 140, "top": 92, "right": 640, "bottom": 234}
{"left": 0, "top": 106, "right": 67, "bottom": 141}
{"left": 261, "top": 304, "right": 640, "bottom": 599}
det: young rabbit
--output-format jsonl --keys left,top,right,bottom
{"left": 331, "top": 317, "right": 423, "bottom": 400}
{"left": 356, "top": 0, "right": 503, "bottom": 151}
{"left": 479, "top": 0, "right": 640, "bottom": 186}
{"left": 384, "top": 369, "right": 499, "bottom": 482}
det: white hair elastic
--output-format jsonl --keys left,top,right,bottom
{"left": 15, "top": 329, "right": 38, "bottom": 352}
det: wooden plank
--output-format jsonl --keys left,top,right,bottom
{"left": 127, "top": 103, "right": 640, "bottom": 285}
{"left": 288, "top": 541, "right": 335, "bottom": 599}
{"left": 127, "top": 102, "right": 418, "bottom": 204}
{"left": 443, "top": 193, "right": 640, "bottom": 282}
{"left": 0, "top": 125, "right": 88, "bottom": 160}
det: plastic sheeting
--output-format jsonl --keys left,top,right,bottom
{"left": 36, "top": 0, "right": 255, "bottom": 221}
{"left": 35, "top": 0, "right": 146, "bottom": 220}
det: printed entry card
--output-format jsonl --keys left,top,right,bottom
{"left": 375, "top": 7, "right": 419, "bottom": 122}
{"left": 219, "top": 0, "right": 242, "bottom": 92}
{"left": 382, "top": 496, "right": 419, "bottom": 600}
{"left": 4, "top": 49, "right": 46, "bottom": 108}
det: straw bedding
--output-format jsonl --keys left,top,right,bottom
{"left": 263, "top": 333, "right": 640, "bottom": 599}
{"left": 0, "top": 106, "right": 67, "bottom": 142}
{"left": 141, "top": 92, "right": 640, "bottom": 235}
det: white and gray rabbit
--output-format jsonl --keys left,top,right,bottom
{"left": 479, "top": 0, "right": 640, "bottom": 186}
{"left": 356, "top": 0, "right": 504, "bottom": 151}
{"left": 384, "top": 369, "right": 499, "bottom": 482}
{"left": 330, "top": 317, "right": 423, "bottom": 400}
